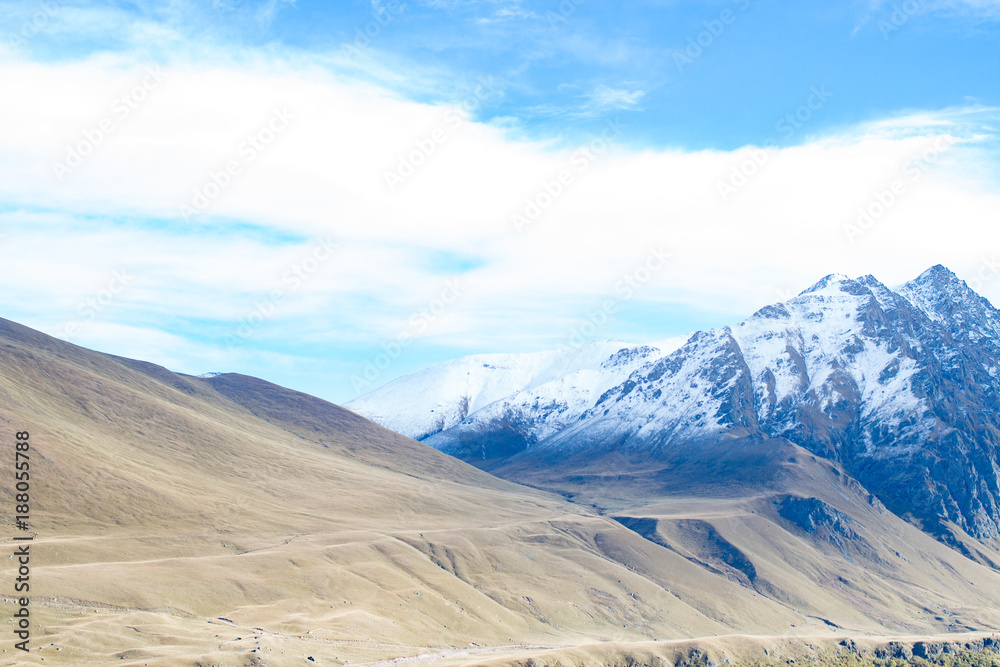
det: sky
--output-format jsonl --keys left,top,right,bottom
{"left": 1, "top": 0, "right": 999, "bottom": 403}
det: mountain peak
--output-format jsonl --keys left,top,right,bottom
{"left": 897, "top": 264, "right": 1000, "bottom": 344}
{"left": 899, "top": 265, "right": 978, "bottom": 315}
{"left": 798, "top": 273, "right": 853, "bottom": 296}
{"left": 911, "top": 264, "right": 962, "bottom": 288}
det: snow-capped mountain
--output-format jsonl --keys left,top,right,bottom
{"left": 348, "top": 265, "right": 1000, "bottom": 546}
{"left": 347, "top": 337, "right": 690, "bottom": 443}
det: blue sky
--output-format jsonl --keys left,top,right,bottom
{"left": 9, "top": 1, "right": 1000, "bottom": 148}
{"left": 1, "top": 0, "right": 999, "bottom": 403}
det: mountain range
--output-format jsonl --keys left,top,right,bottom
{"left": 348, "top": 265, "right": 1000, "bottom": 563}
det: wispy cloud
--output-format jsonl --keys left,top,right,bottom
{"left": 585, "top": 85, "right": 646, "bottom": 111}
{"left": 475, "top": 2, "right": 537, "bottom": 24}
{"left": 521, "top": 84, "right": 646, "bottom": 119}
{"left": 255, "top": 0, "right": 296, "bottom": 25}
{"left": 855, "top": 0, "right": 1000, "bottom": 34}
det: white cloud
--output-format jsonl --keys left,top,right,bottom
{"left": 1, "top": 50, "right": 999, "bottom": 400}
{"left": 584, "top": 85, "right": 646, "bottom": 111}
{"left": 856, "top": 0, "right": 1000, "bottom": 33}
{"left": 475, "top": 2, "right": 537, "bottom": 24}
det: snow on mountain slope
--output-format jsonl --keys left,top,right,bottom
{"left": 728, "top": 273, "right": 931, "bottom": 453}
{"left": 534, "top": 327, "right": 747, "bottom": 457}
{"left": 421, "top": 340, "right": 689, "bottom": 459}
{"left": 528, "top": 273, "right": 928, "bottom": 459}
{"left": 346, "top": 338, "right": 688, "bottom": 442}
